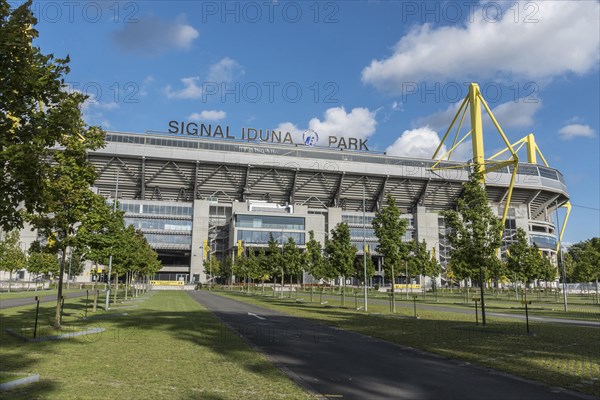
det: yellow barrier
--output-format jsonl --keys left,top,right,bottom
{"left": 150, "top": 280, "right": 184, "bottom": 286}
{"left": 394, "top": 284, "right": 422, "bottom": 289}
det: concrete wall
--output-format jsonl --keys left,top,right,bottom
{"left": 190, "top": 199, "right": 211, "bottom": 283}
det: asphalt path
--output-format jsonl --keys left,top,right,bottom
{"left": 313, "top": 293, "right": 600, "bottom": 328}
{"left": 0, "top": 291, "right": 87, "bottom": 310}
{"left": 189, "top": 291, "right": 592, "bottom": 400}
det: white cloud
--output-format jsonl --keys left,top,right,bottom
{"left": 308, "top": 107, "right": 377, "bottom": 139}
{"left": 165, "top": 76, "right": 202, "bottom": 99}
{"left": 188, "top": 110, "right": 227, "bottom": 121}
{"left": 274, "top": 107, "right": 378, "bottom": 146}
{"left": 207, "top": 57, "right": 244, "bottom": 83}
{"left": 558, "top": 124, "right": 596, "bottom": 140}
{"left": 386, "top": 126, "right": 472, "bottom": 161}
{"left": 362, "top": 2, "right": 599, "bottom": 91}
{"left": 112, "top": 15, "right": 198, "bottom": 56}
{"left": 385, "top": 127, "right": 446, "bottom": 159}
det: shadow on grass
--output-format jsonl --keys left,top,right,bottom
{"left": 0, "top": 291, "right": 309, "bottom": 399}
{"left": 2, "top": 289, "right": 598, "bottom": 399}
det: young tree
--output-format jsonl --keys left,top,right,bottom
{"left": 538, "top": 256, "right": 557, "bottom": 291}
{"left": 423, "top": 250, "right": 443, "bottom": 292}
{"left": 203, "top": 257, "right": 221, "bottom": 286}
{"left": 256, "top": 248, "right": 270, "bottom": 294}
{"left": 283, "top": 237, "right": 302, "bottom": 292}
{"left": 442, "top": 169, "right": 503, "bottom": 325}
{"left": 570, "top": 238, "right": 600, "bottom": 297}
{"left": 561, "top": 252, "right": 577, "bottom": 283}
{"left": 305, "top": 230, "right": 325, "bottom": 283}
{"left": 0, "top": 231, "right": 27, "bottom": 292}
{"left": 26, "top": 250, "right": 60, "bottom": 284}
{"left": 220, "top": 255, "right": 233, "bottom": 285}
{"left": 325, "top": 223, "right": 356, "bottom": 307}
{"left": 372, "top": 194, "right": 408, "bottom": 312}
{"left": 408, "top": 240, "right": 429, "bottom": 288}
{"left": 266, "top": 233, "right": 283, "bottom": 296}
{"left": 506, "top": 229, "right": 541, "bottom": 287}
{"left": 353, "top": 254, "right": 375, "bottom": 285}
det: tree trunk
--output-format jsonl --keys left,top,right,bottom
{"left": 341, "top": 276, "right": 346, "bottom": 306}
{"left": 113, "top": 272, "right": 118, "bottom": 304}
{"left": 391, "top": 263, "right": 396, "bottom": 313}
{"left": 479, "top": 266, "right": 486, "bottom": 326}
{"left": 124, "top": 272, "right": 129, "bottom": 301}
{"left": 93, "top": 282, "right": 98, "bottom": 313}
{"left": 7, "top": 269, "right": 12, "bottom": 293}
{"left": 54, "top": 250, "right": 68, "bottom": 330}
{"left": 280, "top": 270, "right": 284, "bottom": 299}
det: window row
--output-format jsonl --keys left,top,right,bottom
{"left": 235, "top": 215, "right": 305, "bottom": 230}
{"left": 125, "top": 218, "right": 192, "bottom": 231}
{"left": 349, "top": 228, "right": 377, "bottom": 238}
{"left": 118, "top": 202, "right": 194, "bottom": 216}
{"left": 237, "top": 230, "right": 305, "bottom": 245}
{"left": 529, "top": 234, "right": 557, "bottom": 249}
{"left": 144, "top": 234, "right": 192, "bottom": 245}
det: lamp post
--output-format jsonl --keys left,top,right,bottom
{"left": 105, "top": 169, "right": 119, "bottom": 311}
{"left": 362, "top": 185, "right": 368, "bottom": 312}
{"left": 67, "top": 248, "right": 72, "bottom": 290}
{"left": 280, "top": 226, "right": 285, "bottom": 299}
{"left": 555, "top": 203, "right": 567, "bottom": 312}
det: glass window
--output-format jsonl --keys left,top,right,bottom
{"left": 235, "top": 215, "right": 305, "bottom": 230}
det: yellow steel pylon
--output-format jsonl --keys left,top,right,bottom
{"left": 432, "top": 83, "right": 519, "bottom": 232}
{"left": 489, "top": 134, "right": 571, "bottom": 252}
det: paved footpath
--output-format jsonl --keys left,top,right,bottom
{"left": 0, "top": 291, "right": 87, "bottom": 310}
{"left": 188, "top": 291, "right": 593, "bottom": 400}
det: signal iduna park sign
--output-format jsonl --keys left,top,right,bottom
{"left": 167, "top": 120, "right": 369, "bottom": 151}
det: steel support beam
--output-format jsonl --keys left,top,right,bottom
{"left": 371, "top": 175, "right": 390, "bottom": 212}
{"left": 289, "top": 169, "right": 299, "bottom": 204}
{"left": 332, "top": 172, "right": 345, "bottom": 207}
{"left": 140, "top": 156, "right": 146, "bottom": 200}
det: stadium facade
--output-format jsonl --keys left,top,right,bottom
{"left": 66, "top": 125, "right": 568, "bottom": 285}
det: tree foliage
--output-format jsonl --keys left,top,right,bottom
{"left": 0, "top": 0, "right": 104, "bottom": 231}
{"left": 283, "top": 237, "right": 303, "bottom": 281}
{"left": 372, "top": 194, "right": 408, "bottom": 282}
{"left": 569, "top": 238, "right": 600, "bottom": 283}
{"left": 26, "top": 251, "right": 60, "bottom": 277}
{"left": 505, "top": 228, "right": 545, "bottom": 285}
{"left": 442, "top": 170, "right": 503, "bottom": 281}
{"left": 0, "top": 230, "right": 27, "bottom": 277}
{"left": 305, "top": 230, "right": 325, "bottom": 281}
{"left": 353, "top": 254, "right": 375, "bottom": 284}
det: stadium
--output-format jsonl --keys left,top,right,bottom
{"left": 7, "top": 85, "right": 572, "bottom": 286}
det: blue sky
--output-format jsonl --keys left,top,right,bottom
{"left": 21, "top": 0, "right": 599, "bottom": 244}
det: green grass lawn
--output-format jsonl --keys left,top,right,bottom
{"left": 0, "top": 291, "right": 313, "bottom": 399}
{"left": 214, "top": 289, "right": 600, "bottom": 397}
{"left": 0, "top": 289, "right": 86, "bottom": 301}
{"left": 279, "top": 287, "right": 600, "bottom": 322}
